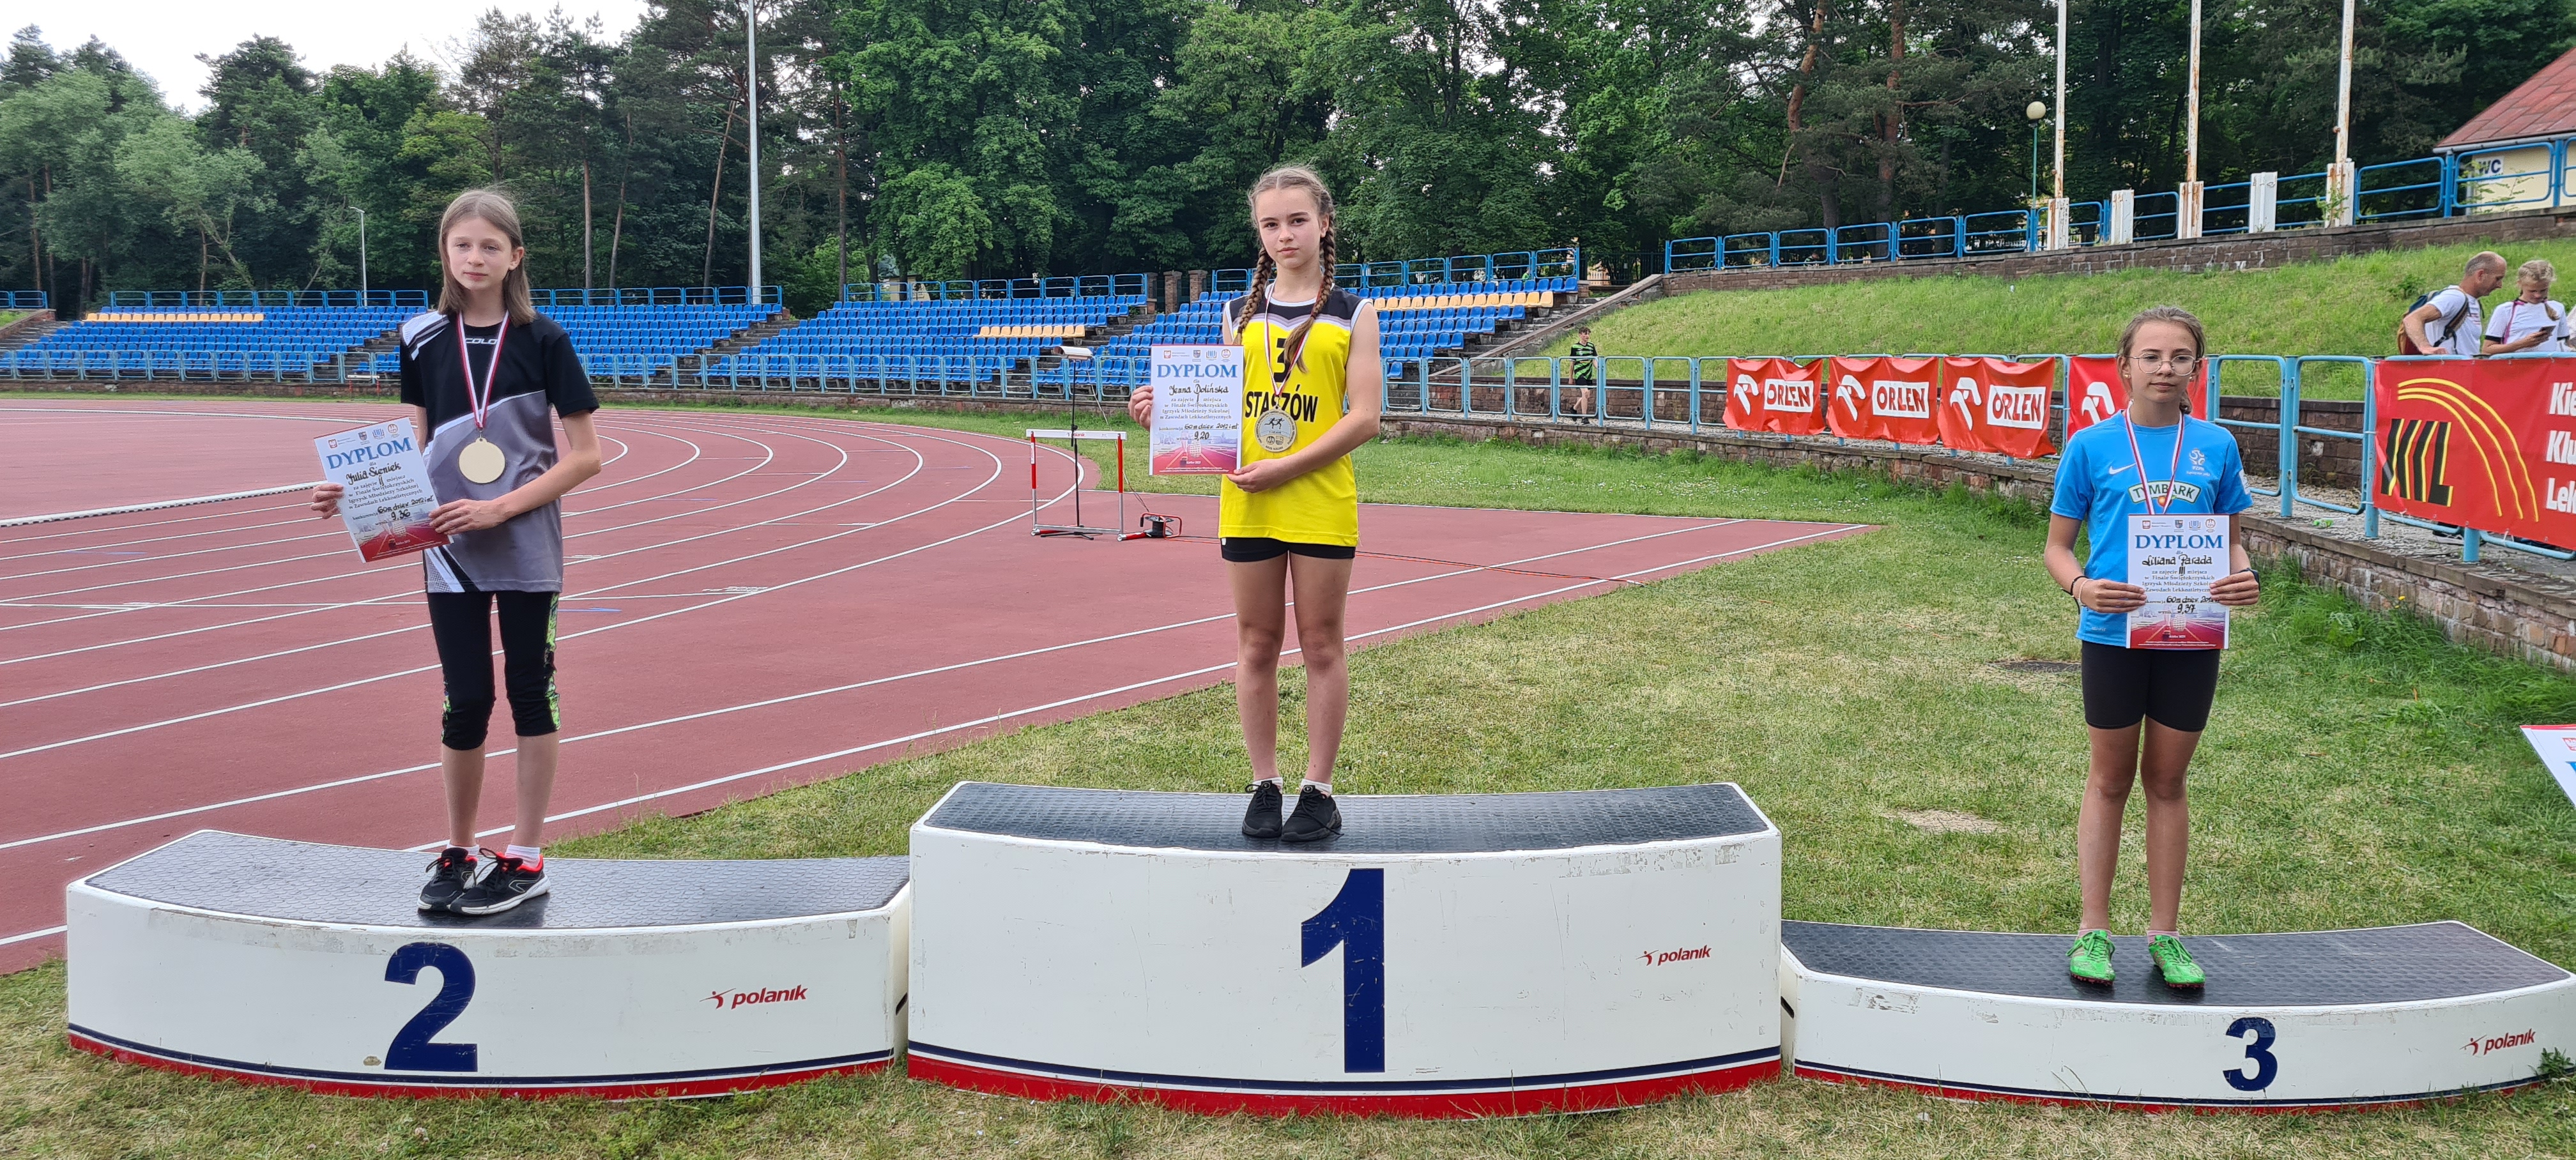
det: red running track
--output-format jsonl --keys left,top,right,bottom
{"left": 0, "top": 400, "right": 1868, "bottom": 972}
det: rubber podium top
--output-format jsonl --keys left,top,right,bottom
{"left": 82, "top": 832, "right": 910, "bottom": 930}
{"left": 1783, "top": 920, "right": 2570, "bottom": 1007}
{"left": 919, "top": 781, "right": 1770, "bottom": 853}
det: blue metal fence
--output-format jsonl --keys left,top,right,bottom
{"left": 1666, "top": 138, "right": 2575, "bottom": 272}
{"left": 2, "top": 291, "right": 45, "bottom": 309}
{"left": 1216, "top": 248, "right": 1581, "bottom": 295}
{"left": 841, "top": 275, "right": 1150, "bottom": 303}
{"left": 103, "top": 289, "right": 428, "bottom": 309}
{"left": 535, "top": 286, "right": 781, "bottom": 307}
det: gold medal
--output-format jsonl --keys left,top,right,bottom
{"left": 458, "top": 438, "right": 507, "bottom": 485}
{"left": 1254, "top": 407, "right": 1298, "bottom": 454}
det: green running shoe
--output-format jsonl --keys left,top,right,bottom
{"left": 2067, "top": 929, "right": 2115, "bottom": 984}
{"left": 2149, "top": 935, "right": 2204, "bottom": 988}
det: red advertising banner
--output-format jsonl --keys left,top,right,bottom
{"left": 1724, "top": 358, "right": 1826, "bottom": 435}
{"left": 1936, "top": 358, "right": 2058, "bottom": 458}
{"left": 1827, "top": 356, "right": 1940, "bottom": 444}
{"left": 2372, "top": 357, "right": 2576, "bottom": 544}
{"left": 2065, "top": 355, "right": 2211, "bottom": 436}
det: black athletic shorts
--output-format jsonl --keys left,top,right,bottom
{"left": 1218, "top": 537, "right": 1358, "bottom": 563}
{"left": 2080, "top": 639, "right": 2221, "bottom": 732}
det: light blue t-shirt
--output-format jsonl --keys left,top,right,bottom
{"left": 2050, "top": 415, "right": 2253, "bottom": 646}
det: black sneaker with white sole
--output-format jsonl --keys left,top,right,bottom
{"left": 452, "top": 853, "right": 550, "bottom": 915}
{"left": 1281, "top": 785, "right": 1342, "bottom": 843}
{"left": 1243, "top": 781, "right": 1284, "bottom": 839}
{"left": 417, "top": 847, "right": 478, "bottom": 913}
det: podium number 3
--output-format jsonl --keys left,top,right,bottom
{"left": 385, "top": 942, "right": 479, "bottom": 1072}
{"left": 1301, "top": 868, "right": 1385, "bottom": 1072}
{"left": 2223, "top": 1016, "right": 2278, "bottom": 1092}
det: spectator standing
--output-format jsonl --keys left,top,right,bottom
{"left": 2483, "top": 259, "right": 2570, "bottom": 355}
{"left": 2402, "top": 251, "right": 2507, "bottom": 356}
{"left": 1568, "top": 326, "right": 1599, "bottom": 417}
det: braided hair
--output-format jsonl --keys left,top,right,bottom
{"left": 1236, "top": 164, "right": 1338, "bottom": 376}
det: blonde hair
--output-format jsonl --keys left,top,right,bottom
{"left": 1236, "top": 164, "right": 1338, "bottom": 374}
{"left": 2520, "top": 257, "right": 2556, "bottom": 287}
{"left": 435, "top": 188, "right": 537, "bottom": 325}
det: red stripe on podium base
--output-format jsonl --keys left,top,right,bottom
{"left": 1794, "top": 1064, "right": 2548, "bottom": 1114}
{"left": 908, "top": 1053, "right": 1777, "bottom": 1118}
{"left": 68, "top": 1032, "right": 885, "bottom": 1101}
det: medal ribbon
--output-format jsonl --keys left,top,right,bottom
{"left": 456, "top": 315, "right": 510, "bottom": 431}
{"left": 2121, "top": 413, "right": 2188, "bottom": 515}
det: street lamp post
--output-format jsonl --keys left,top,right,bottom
{"left": 2047, "top": 0, "right": 2069, "bottom": 248}
{"left": 2028, "top": 102, "right": 2047, "bottom": 202}
{"left": 2327, "top": 0, "right": 2359, "bottom": 225}
{"left": 2179, "top": 0, "right": 2206, "bottom": 238}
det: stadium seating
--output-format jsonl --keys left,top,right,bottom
{"left": 708, "top": 296, "right": 1147, "bottom": 386}
{"left": 532, "top": 305, "right": 777, "bottom": 378}
{"left": 4, "top": 307, "right": 411, "bottom": 378}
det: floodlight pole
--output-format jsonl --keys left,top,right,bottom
{"left": 2179, "top": 0, "right": 2206, "bottom": 238}
{"left": 745, "top": 0, "right": 763, "bottom": 300}
{"left": 2327, "top": 0, "right": 2359, "bottom": 225}
{"left": 2047, "top": 0, "right": 2069, "bottom": 249}
{"left": 355, "top": 207, "right": 368, "bottom": 300}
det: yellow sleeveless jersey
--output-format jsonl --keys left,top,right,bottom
{"left": 1222, "top": 289, "right": 1362, "bottom": 546}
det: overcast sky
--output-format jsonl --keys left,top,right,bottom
{"left": 16, "top": 1, "right": 657, "bottom": 109}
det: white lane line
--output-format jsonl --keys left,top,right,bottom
{"left": 0, "top": 415, "right": 817, "bottom": 637}
{"left": 0, "top": 515, "right": 1818, "bottom": 850}
{"left": 0, "top": 436, "right": 1033, "bottom": 759}
{"left": 451, "top": 523, "right": 1871, "bottom": 841}
{"left": 0, "top": 924, "right": 65, "bottom": 946}
{"left": 0, "top": 425, "right": 673, "bottom": 578}
{"left": 0, "top": 483, "right": 325, "bottom": 530}
{"left": 0, "top": 427, "right": 643, "bottom": 562}
{"left": 0, "top": 410, "right": 1039, "bottom": 662}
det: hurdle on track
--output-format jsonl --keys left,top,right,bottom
{"left": 1027, "top": 427, "right": 1127, "bottom": 538}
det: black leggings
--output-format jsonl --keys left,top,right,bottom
{"left": 426, "top": 587, "right": 561, "bottom": 751}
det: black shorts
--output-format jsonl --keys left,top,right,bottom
{"left": 2080, "top": 639, "right": 2222, "bottom": 732}
{"left": 1218, "top": 537, "right": 1358, "bottom": 563}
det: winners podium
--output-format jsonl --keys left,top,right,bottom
{"left": 905, "top": 782, "right": 1783, "bottom": 1117}
{"left": 1782, "top": 921, "right": 2576, "bottom": 1110}
{"left": 65, "top": 832, "right": 911, "bottom": 1098}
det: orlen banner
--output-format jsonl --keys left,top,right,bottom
{"left": 1827, "top": 356, "right": 1940, "bottom": 444}
{"left": 2372, "top": 357, "right": 2576, "bottom": 543}
{"left": 2066, "top": 355, "right": 2211, "bottom": 436}
{"left": 1724, "top": 358, "right": 1827, "bottom": 435}
{"left": 1938, "top": 358, "right": 2058, "bottom": 458}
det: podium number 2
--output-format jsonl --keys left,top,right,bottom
{"left": 1301, "top": 868, "right": 1385, "bottom": 1072}
{"left": 2222, "top": 1016, "right": 2278, "bottom": 1092}
{"left": 384, "top": 942, "right": 479, "bottom": 1072}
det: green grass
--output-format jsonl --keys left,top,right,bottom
{"left": 1547, "top": 239, "right": 2576, "bottom": 400}
{"left": 4, "top": 413, "right": 2575, "bottom": 1156}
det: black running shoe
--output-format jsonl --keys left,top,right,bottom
{"left": 417, "top": 847, "right": 477, "bottom": 913}
{"left": 1282, "top": 785, "right": 1342, "bottom": 843}
{"left": 453, "top": 853, "right": 550, "bottom": 915}
{"left": 1243, "top": 781, "right": 1284, "bottom": 839}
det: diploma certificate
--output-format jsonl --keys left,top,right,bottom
{"left": 2125, "top": 514, "right": 2228, "bottom": 649}
{"left": 1148, "top": 345, "right": 1243, "bottom": 475}
{"left": 315, "top": 418, "right": 450, "bottom": 561}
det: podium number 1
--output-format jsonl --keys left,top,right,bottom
{"left": 1301, "top": 868, "right": 1385, "bottom": 1072}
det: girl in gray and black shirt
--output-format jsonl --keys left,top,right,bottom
{"left": 311, "top": 187, "right": 600, "bottom": 915}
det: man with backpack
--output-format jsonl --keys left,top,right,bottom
{"left": 2402, "top": 252, "right": 2508, "bottom": 356}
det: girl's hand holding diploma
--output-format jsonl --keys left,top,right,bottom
{"left": 309, "top": 482, "right": 344, "bottom": 518}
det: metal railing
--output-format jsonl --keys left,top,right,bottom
{"left": 535, "top": 286, "right": 782, "bottom": 307}
{"left": 0, "top": 348, "right": 373, "bottom": 381}
{"left": 1, "top": 291, "right": 47, "bottom": 310}
{"left": 841, "top": 275, "right": 1150, "bottom": 303}
{"left": 103, "top": 289, "right": 426, "bottom": 309}
{"left": 1665, "top": 137, "right": 2575, "bottom": 272}
{"left": 1217, "top": 248, "right": 1581, "bottom": 294}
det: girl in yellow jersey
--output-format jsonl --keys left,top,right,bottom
{"left": 1128, "top": 164, "right": 1383, "bottom": 843}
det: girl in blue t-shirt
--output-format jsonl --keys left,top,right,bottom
{"left": 2043, "top": 307, "right": 2261, "bottom": 989}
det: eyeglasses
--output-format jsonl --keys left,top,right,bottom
{"left": 2123, "top": 355, "right": 2199, "bottom": 370}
